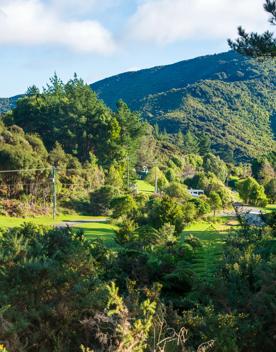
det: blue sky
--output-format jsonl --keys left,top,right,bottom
{"left": 0, "top": 0, "right": 271, "bottom": 97}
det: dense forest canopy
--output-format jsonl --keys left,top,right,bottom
{"left": 3, "top": 75, "right": 146, "bottom": 167}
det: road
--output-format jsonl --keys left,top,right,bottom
{"left": 57, "top": 217, "right": 108, "bottom": 228}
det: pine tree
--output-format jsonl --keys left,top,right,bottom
{"left": 199, "top": 134, "right": 211, "bottom": 156}
{"left": 228, "top": 0, "right": 276, "bottom": 57}
{"left": 183, "top": 131, "right": 199, "bottom": 154}
{"left": 176, "top": 130, "right": 184, "bottom": 148}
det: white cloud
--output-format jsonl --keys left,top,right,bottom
{"left": 49, "top": 0, "right": 123, "bottom": 17}
{"left": 125, "top": 66, "right": 142, "bottom": 72}
{"left": 128, "top": 0, "right": 271, "bottom": 44}
{"left": 49, "top": 0, "right": 101, "bottom": 16}
{"left": 0, "top": 0, "right": 116, "bottom": 53}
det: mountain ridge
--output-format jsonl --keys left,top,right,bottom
{"left": 91, "top": 51, "right": 267, "bottom": 108}
{"left": 91, "top": 50, "right": 276, "bottom": 161}
{"left": 1, "top": 51, "right": 275, "bottom": 161}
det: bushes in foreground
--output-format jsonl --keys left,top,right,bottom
{"left": 0, "top": 224, "right": 200, "bottom": 351}
{"left": 0, "top": 222, "right": 275, "bottom": 351}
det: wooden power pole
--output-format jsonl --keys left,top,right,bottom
{"left": 51, "top": 166, "right": 57, "bottom": 221}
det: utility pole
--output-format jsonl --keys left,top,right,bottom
{"left": 154, "top": 166, "right": 158, "bottom": 194}
{"left": 127, "top": 156, "right": 130, "bottom": 189}
{"left": 51, "top": 166, "right": 57, "bottom": 221}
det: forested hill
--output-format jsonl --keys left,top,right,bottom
{"left": 92, "top": 51, "right": 276, "bottom": 160}
{"left": 91, "top": 51, "right": 273, "bottom": 109}
{"left": 1, "top": 51, "right": 275, "bottom": 160}
{"left": 0, "top": 95, "right": 21, "bottom": 114}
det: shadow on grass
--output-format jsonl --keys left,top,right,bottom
{"left": 72, "top": 226, "right": 117, "bottom": 248}
{"left": 182, "top": 230, "right": 230, "bottom": 242}
{"left": 63, "top": 219, "right": 108, "bottom": 224}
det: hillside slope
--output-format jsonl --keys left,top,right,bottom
{"left": 92, "top": 51, "right": 276, "bottom": 160}
{"left": 0, "top": 95, "right": 21, "bottom": 114}
{"left": 1, "top": 52, "right": 275, "bottom": 161}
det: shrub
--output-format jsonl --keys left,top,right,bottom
{"left": 165, "top": 182, "right": 190, "bottom": 200}
{"left": 90, "top": 185, "right": 120, "bottom": 215}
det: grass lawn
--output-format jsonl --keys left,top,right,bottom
{"left": 265, "top": 204, "right": 276, "bottom": 212}
{"left": 74, "top": 225, "right": 117, "bottom": 247}
{"left": 182, "top": 220, "right": 233, "bottom": 280}
{"left": 136, "top": 180, "right": 154, "bottom": 194}
{"left": 0, "top": 214, "right": 238, "bottom": 275}
{"left": 182, "top": 221, "right": 232, "bottom": 242}
{"left": 256, "top": 204, "right": 276, "bottom": 213}
{"left": 0, "top": 215, "right": 117, "bottom": 247}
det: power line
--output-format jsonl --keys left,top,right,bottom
{"left": 0, "top": 167, "right": 94, "bottom": 174}
{"left": 0, "top": 167, "right": 52, "bottom": 174}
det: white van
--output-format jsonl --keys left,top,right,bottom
{"left": 188, "top": 189, "right": 204, "bottom": 197}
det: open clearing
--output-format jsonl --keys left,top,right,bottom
{"left": 136, "top": 180, "right": 155, "bottom": 193}
{"left": 0, "top": 215, "right": 117, "bottom": 247}
{"left": 0, "top": 214, "right": 236, "bottom": 248}
{"left": 182, "top": 220, "right": 235, "bottom": 280}
{"left": 0, "top": 203, "right": 273, "bottom": 251}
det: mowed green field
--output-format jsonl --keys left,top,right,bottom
{"left": 266, "top": 204, "right": 276, "bottom": 212}
{"left": 0, "top": 214, "right": 240, "bottom": 277}
{"left": 0, "top": 215, "right": 117, "bottom": 247}
{"left": 136, "top": 180, "right": 155, "bottom": 193}
{"left": 0, "top": 214, "right": 106, "bottom": 227}
{"left": 0, "top": 214, "right": 234, "bottom": 248}
{"left": 0, "top": 204, "right": 273, "bottom": 280}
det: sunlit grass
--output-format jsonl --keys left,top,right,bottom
{"left": 136, "top": 180, "right": 155, "bottom": 193}
{"left": 0, "top": 215, "right": 117, "bottom": 246}
{"left": 266, "top": 204, "right": 276, "bottom": 212}
{"left": 181, "top": 220, "right": 234, "bottom": 280}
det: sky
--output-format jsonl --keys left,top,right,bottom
{"left": 0, "top": 0, "right": 272, "bottom": 97}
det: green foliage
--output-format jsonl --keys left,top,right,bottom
{"left": 106, "top": 164, "right": 124, "bottom": 189}
{"left": 228, "top": 0, "right": 276, "bottom": 57}
{"left": 203, "top": 153, "right": 228, "bottom": 182}
{"left": 176, "top": 129, "right": 184, "bottom": 147}
{"left": 146, "top": 196, "right": 186, "bottom": 235}
{"left": 0, "top": 124, "right": 50, "bottom": 200}
{"left": 146, "top": 166, "right": 168, "bottom": 191}
{"left": 265, "top": 178, "right": 276, "bottom": 201}
{"left": 238, "top": 177, "right": 268, "bottom": 206}
{"left": 92, "top": 51, "right": 276, "bottom": 161}
{"left": 185, "top": 172, "right": 233, "bottom": 209}
{"left": 183, "top": 130, "right": 199, "bottom": 154}
{"left": 164, "top": 182, "right": 190, "bottom": 200}
{"left": 90, "top": 185, "right": 120, "bottom": 215}
{"left": 182, "top": 202, "right": 198, "bottom": 223}
{"left": 0, "top": 224, "right": 106, "bottom": 351}
{"left": 209, "top": 191, "right": 223, "bottom": 216}
{"left": 106, "top": 282, "right": 157, "bottom": 352}
{"left": 199, "top": 134, "right": 212, "bottom": 156}
{"left": 111, "top": 194, "right": 137, "bottom": 219}
{"left": 165, "top": 167, "right": 176, "bottom": 182}
{"left": 0, "top": 96, "right": 19, "bottom": 114}
{"left": 190, "top": 197, "right": 211, "bottom": 216}
{"left": 115, "top": 100, "right": 146, "bottom": 168}
{"left": 171, "top": 155, "right": 183, "bottom": 168}
{"left": 252, "top": 158, "right": 275, "bottom": 185}
{"left": 4, "top": 75, "right": 145, "bottom": 167}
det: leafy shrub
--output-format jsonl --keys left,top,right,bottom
{"left": 90, "top": 185, "right": 120, "bottom": 215}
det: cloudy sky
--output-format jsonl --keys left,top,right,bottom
{"left": 0, "top": 0, "right": 271, "bottom": 96}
